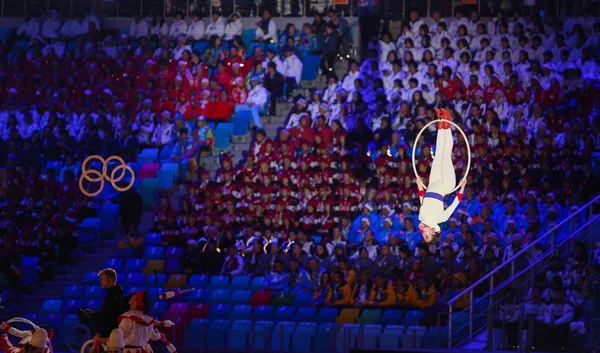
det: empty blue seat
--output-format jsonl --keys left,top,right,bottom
{"left": 228, "top": 320, "right": 252, "bottom": 349}
{"left": 184, "top": 319, "right": 208, "bottom": 349}
{"left": 208, "top": 276, "right": 230, "bottom": 289}
{"left": 251, "top": 276, "right": 265, "bottom": 290}
{"left": 231, "top": 116, "right": 250, "bottom": 136}
{"left": 253, "top": 320, "right": 273, "bottom": 350}
{"left": 125, "top": 287, "right": 141, "bottom": 296}
{"left": 62, "top": 285, "right": 83, "bottom": 299}
{"left": 208, "top": 289, "right": 231, "bottom": 305}
{"left": 123, "top": 273, "right": 145, "bottom": 286}
{"left": 145, "top": 273, "right": 166, "bottom": 287}
{"left": 213, "top": 130, "right": 231, "bottom": 149}
{"left": 208, "top": 304, "right": 232, "bottom": 320}
{"left": 293, "top": 322, "right": 318, "bottom": 352}
{"left": 253, "top": 305, "right": 274, "bottom": 321}
{"left": 402, "top": 326, "right": 427, "bottom": 349}
{"left": 152, "top": 302, "right": 168, "bottom": 318}
{"left": 216, "top": 122, "right": 234, "bottom": 134}
{"left": 138, "top": 148, "right": 159, "bottom": 163}
{"left": 21, "top": 256, "right": 40, "bottom": 268}
{"left": 104, "top": 258, "right": 123, "bottom": 271}
{"left": 316, "top": 308, "right": 338, "bottom": 323}
{"left": 164, "top": 260, "right": 181, "bottom": 274}
{"left": 426, "top": 326, "right": 448, "bottom": 348}
{"left": 335, "top": 324, "right": 360, "bottom": 352}
{"left": 206, "top": 320, "right": 230, "bottom": 349}
{"left": 61, "top": 300, "right": 83, "bottom": 313}
{"left": 193, "top": 42, "right": 209, "bottom": 55}
{"left": 293, "top": 292, "right": 314, "bottom": 307}
{"left": 145, "top": 232, "right": 161, "bottom": 246}
{"left": 380, "top": 325, "right": 404, "bottom": 350}
{"left": 164, "top": 247, "right": 184, "bottom": 260}
{"left": 295, "top": 307, "right": 317, "bottom": 323}
{"left": 275, "top": 306, "right": 296, "bottom": 322}
{"left": 402, "top": 310, "right": 425, "bottom": 327}
{"left": 381, "top": 309, "right": 404, "bottom": 326}
{"left": 314, "top": 323, "right": 338, "bottom": 353}
{"left": 188, "top": 275, "right": 209, "bottom": 289}
{"left": 124, "top": 259, "right": 146, "bottom": 273}
{"left": 144, "top": 246, "right": 164, "bottom": 260}
{"left": 40, "top": 300, "right": 62, "bottom": 315}
{"left": 230, "top": 305, "right": 252, "bottom": 320}
{"left": 189, "top": 289, "right": 211, "bottom": 303}
{"left": 84, "top": 300, "right": 102, "bottom": 311}
{"left": 271, "top": 321, "right": 296, "bottom": 351}
{"left": 230, "top": 290, "right": 252, "bottom": 305}
{"left": 230, "top": 276, "right": 250, "bottom": 289}
{"left": 301, "top": 55, "right": 320, "bottom": 81}
{"left": 362, "top": 324, "right": 382, "bottom": 349}
{"left": 84, "top": 286, "right": 104, "bottom": 300}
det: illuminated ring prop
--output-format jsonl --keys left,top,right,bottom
{"left": 80, "top": 155, "right": 135, "bottom": 197}
{"left": 110, "top": 164, "right": 135, "bottom": 192}
{"left": 80, "top": 339, "right": 106, "bottom": 353}
{"left": 6, "top": 317, "right": 40, "bottom": 330}
{"left": 412, "top": 119, "right": 471, "bottom": 194}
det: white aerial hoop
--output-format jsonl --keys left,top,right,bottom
{"left": 411, "top": 119, "right": 471, "bottom": 194}
{"left": 5, "top": 317, "right": 40, "bottom": 330}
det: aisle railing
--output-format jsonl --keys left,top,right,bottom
{"left": 443, "top": 195, "right": 600, "bottom": 349}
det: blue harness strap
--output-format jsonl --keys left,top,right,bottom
{"left": 423, "top": 192, "right": 444, "bottom": 202}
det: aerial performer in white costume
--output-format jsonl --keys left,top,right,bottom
{"left": 415, "top": 108, "right": 468, "bottom": 244}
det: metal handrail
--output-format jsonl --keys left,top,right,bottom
{"left": 447, "top": 194, "right": 599, "bottom": 308}
{"left": 445, "top": 199, "right": 600, "bottom": 350}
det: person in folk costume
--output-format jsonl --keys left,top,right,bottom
{"left": 416, "top": 109, "right": 468, "bottom": 245}
{"left": 105, "top": 329, "right": 125, "bottom": 353}
{"left": 109, "top": 291, "right": 174, "bottom": 353}
{"left": 0, "top": 324, "right": 52, "bottom": 353}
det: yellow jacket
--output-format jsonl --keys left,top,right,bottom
{"left": 414, "top": 285, "right": 437, "bottom": 309}
{"left": 369, "top": 282, "right": 395, "bottom": 307}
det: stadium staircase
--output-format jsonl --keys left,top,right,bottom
{"left": 442, "top": 195, "right": 600, "bottom": 351}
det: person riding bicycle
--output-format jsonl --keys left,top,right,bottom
{"left": 79, "top": 268, "right": 126, "bottom": 340}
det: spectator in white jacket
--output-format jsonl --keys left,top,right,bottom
{"left": 17, "top": 14, "right": 40, "bottom": 38}
{"left": 341, "top": 60, "right": 362, "bottom": 92}
{"left": 169, "top": 13, "right": 189, "bottom": 40}
{"left": 282, "top": 47, "right": 303, "bottom": 97}
{"left": 246, "top": 76, "right": 269, "bottom": 127}
{"left": 255, "top": 9, "right": 278, "bottom": 43}
{"left": 42, "top": 10, "right": 61, "bottom": 39}
{"left": 224, "top": 12, "right": 243, "bottom": 41}
{"left": 537, "top": 287, "right": 573, "bottom": 351}
{"left": 60, "top": 13, "right": 80, "bottom": 38}
{"left": 186, "top": 13, "right": 205, "bottom": 41}
{"left": 129, "top": 15, "right": 149, "bottom": 38}
{"left": 150, "top": 15, "right": 169, "bottom": 38}
{"left": 151, "top": 111, "right": 174, "bottom": 147}
{"left": 205, "top": 11, "right": 225, "bottom": 39}
{"left": 81, "top": 11, "right": 101, "bottom": 34}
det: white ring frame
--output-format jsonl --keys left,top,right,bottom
{"left": 6, "top": 317, "right": 40, "bottom": 330}
{"left": 411, "top": 119, "right": 471, "bottom": 194}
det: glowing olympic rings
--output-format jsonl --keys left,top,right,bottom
{"left": 411, "top": 119, "right": 471, "bottom": 194}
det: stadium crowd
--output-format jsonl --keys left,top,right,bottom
{"left": 0, "top": 4, "right": 599, "bottom": 351}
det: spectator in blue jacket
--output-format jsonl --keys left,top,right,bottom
{"left": 287, "top": 258, "right": 312, "bottom": 293}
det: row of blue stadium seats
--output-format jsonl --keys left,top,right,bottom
{"left": 23, "top": 312, "right": 448, "bottom": 351}
{"left": 182, "top": 319, "right": 446, "bottom": 351}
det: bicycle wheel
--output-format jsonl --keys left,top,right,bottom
{"left": 66, "top": 324, "right": 93, "bottom": 353}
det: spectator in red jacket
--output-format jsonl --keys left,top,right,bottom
{"left": 210, "top": 90, "right": 234, "bottom": 124}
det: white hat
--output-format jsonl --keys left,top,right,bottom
{"left": 108, "top": 329, "right": 125, "bottom": 350}
{"left": 361, "top": 217, "right": 371, "bottom": 226}
{"left": 30, "top": 329, "right": 48, "bottom": 349}
{"left": 384, "top": 217, "right": 393, "bottom": 225}
{"left": 364, "top": 202, "right": 374, "bottom": 212}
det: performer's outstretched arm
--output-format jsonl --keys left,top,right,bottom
{"left": 439, "top": 179, "right": 466, "bottom": 223}
{"left": 417, "top": 177, "right": 425, "bottom": 204}
{"left": 0, "top": 322, "right": 32, "bottom": 339}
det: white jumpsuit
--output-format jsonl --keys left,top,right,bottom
{"left": 418, "top": 127, "right": 461, "bottom": 229}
